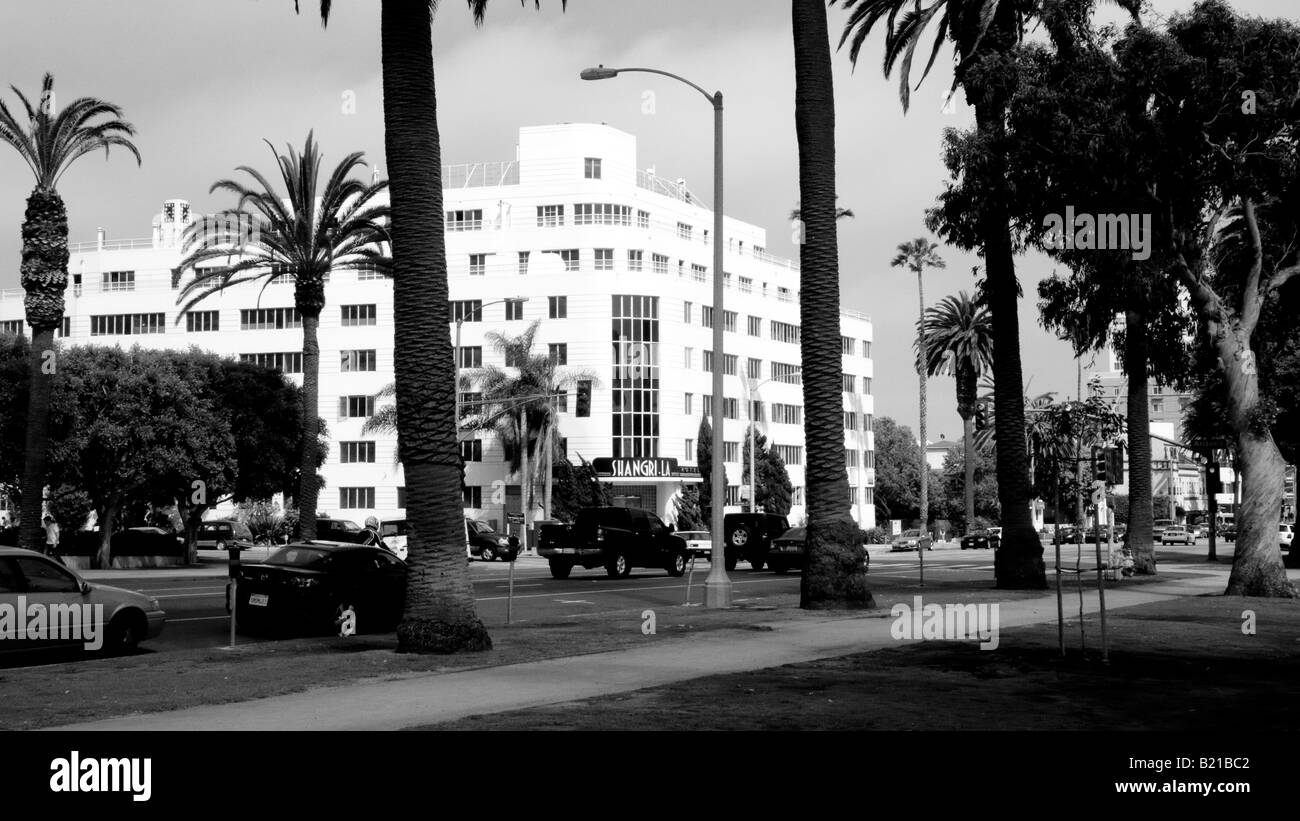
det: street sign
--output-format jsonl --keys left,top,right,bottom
{"left": 505, "top": 513, "right": 524, "bottom": 525}
{"left": 1090, "top": 486, "right": 1106, "bottom": 507}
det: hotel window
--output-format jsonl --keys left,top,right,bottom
{"left": 186, "top": 311, "right": 219, "bottom": 332}
{"left": 724, "top": 441, "right": 740, "bottom": 463}
{"left": 594, "top": 248, "right": 614, "bottom": 271}
{"left": 690, "top": 264, "right": 707, "bottom": 282}
{"left": 548, "top": 343, "right": 568, "bottom": 366}
{"left": 677, "top": 222, "right": 692, "bottom": 241}
{"left": 1152, "top": 398, "right": 1164, "bottom": 414}
{"left": 747, "top": 316, "right": 761, "bottom": 337}
{"left": 537, "top": 204, "right": 564, "bottom": 227}
{"left": 458, "top": 346, "right": 482, "bottom": 368}
{"left": 841, "top": 336, "right": 856, "bottom": 356}
{"left": 469, "top": 254, "right": 487, "bottom": 276}
{"left": 517, "top": 251, "right": 530, "bottom": 274}
{"left": 341, "top": 304, "right": 377, "bottom": 326}
{"left": 685, "top": 438, "right": 695, "bottom": 461}
{"left": 702, "top": 306, "right": 713, "bottom": 328}
{"left": 866, "top": 413, "right": 873, "bottom": 433}
{"left": 773, "top": 444, "right": 803, "bottom": 465}
{"left": 864, "top": 488, "right": 875, "bottom": 505}
{"left": 747, "top": 358, "right": 762, "bottom": 380}
{"left": 703, "top": 229, "right": 710, "bottom": 245}
{"left": 240, "top": 307, "right": 301, "bottom": 330}
{"left": 102, "top": 270, "right": 135, "bottom": 292}
{"left": 356, "top": 262, "right": 383, "bottom": 281}
{"left": 1153, "top": 385, "right": 1164, "bottom": 395}
{"left": 678, "top": 260, "right": 685, "bottom": 277}
{"left": 845, "top": 450, "right": 858, "bottom": 467}
{"left": 866, "top": 449, "right": 875, "bottom": 468}
{"left": 703, "top": 350, "right": 714, "bottom": 372}
{"left": 576, "top": 381, "right": 591, "bottom": 417}
{"left": 559, "top": 249, "right": 579, "bottom": 271}
{"left": 610, "top": 295, "right": 660, "bottom": 459}
{"left": 450, "top": 300, "right": 483, "bottom": 322}
{"left": 459, "top": 392, "right": 482, "bottom": 418}
{"left": 722, "top": 354, "right": 737, "bottom": 376}
{"left": 504, "top": 299, "right": 525, "bottom": 321}
{"left": 628, "top": 249, "right": 644, "bottom": 272}
{"left": 239, "top": 352, "right": 302, "bottom": 373}
{"left": 739, "top": 276, "right": 753, "bottom": 294}
{"left": 770, "top": 321, "right": 801, "bottom": 344}
{"left": 849, "top": 486, "right": 858, "bottom": 504}
{"left": 574, "top": 203, "right": 631, "bottom": 226}
{"left": 792, "top": 487, "right": 805, "bottom": 506}
{"left": 555, "top": 392, "right": 568, "bottom": 413}
{"left": 90, "top": 313, "right": 166, "bottom": 336}
{"left": 339, "top": 395, "right": 376, "bottom": 418}
{"left": 584, "top": 157, "right": 602, "bottom": 179}
{"left": 506, "top": 345, "right": 526, "bottom": 368}
{"left": 684, "top": 346, "right": 694, "bottom": 368}
{"left": 56, "top": 317, "right": 78, "bottom": 336}
{"left": 397, "top": 487, "right": 406, "bottom": 509}
{"left": 652, "top": 253, "right": 669, "bottom": 275}
{"left": 863, "top": 340, "right": 872, "bottom": 358}
{"left": 683, "top": 301, "right": 693, "bottom": 324}
{"left": 749, "top": 400, "right": 764, "bottom": 423}
{"left": 703, "top": 394, "right": 712, "bottom": 417}
{"left": 341, "top": 349, "right": 377, "bottom": 372}
{"left": 548, "top": 296, "right": 567, "bottom": 319}
{"left": 777, "top": 287, "right": 793, "bottom": 303}
{"left": 725, "top": 485, "right": 742, "bottom": 506}
{"left": 446, "top": 209, "right": 482, "bottom": 231}
{"left": 0, "top": 320, "right": 23, "bottom": 336}
{"left": 339, "top": 487, "right": 375, "bottom": 509}
{"left": 459, "top": 439, "right": 483, "bottom": 462}
{"left": 722, "top": 397, "right": 739, "bottom": 419}
{"left": 864, "top": 377, "right": 872, "bottom": 393}
{"left": 462, "top": 486, "right": 482, "bottom": 508}
{"left": 723, "top": 311, "right": 737, "bottom": 332}
{"left": 771, "top": 361, "right": 802, "bottom": 385}
{"left": 843, "top": 374, "right": 856, "bottom": 393}
{"left": 771, "top": 403, "right": 802, "bottom": 425}
{"left": 340, "top": 442, "right": 376, "bottom": 464}
{"left": 843, "top": 411, "right": 858, "bottom": 430}
{"left": 684, "top": 393, "right": 694, "bottom": 416}
{"left": 637, "top": 209, "right": 650, "bottom": 229}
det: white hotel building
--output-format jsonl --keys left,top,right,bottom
{"left": 0, "top": 124, "right": 876, "bottom": 531}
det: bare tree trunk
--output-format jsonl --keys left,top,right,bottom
{"left": 96, "top": 502, "right": 118, "bottom": 570}
{"left": 1125, "top": 309, "right": 1156, "bottom": 573}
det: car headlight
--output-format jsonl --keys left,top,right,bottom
{"left": 148, "top": 597, "right": 161, "bottom": 611}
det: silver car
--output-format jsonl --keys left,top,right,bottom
{"left": 676, "top": 530, "right": 712, "bottom": 559}
{"left": 0, "top": 547, "right": 166, "bottom": 657}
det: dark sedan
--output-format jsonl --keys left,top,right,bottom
{"left": 960, "top": 529, "right": 1000, "bottom": 550}
{"left": 765, "top": 527, "right": 869, "bottom": 575}
{"left": 230, "top": 542, "right": 407, "bottom": 636}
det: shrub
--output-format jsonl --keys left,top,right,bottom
{"left": 861, "top": 527, "right": 890, "bottom": 544}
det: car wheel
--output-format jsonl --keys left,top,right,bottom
{"left": 728, "top": 526, "right": 751, "bottom": 549}
{"left": 667, "top": 552, "right": 687, "bottom": 577}
{"left": 549, "top": 561, "right": 572, "bottom": 580}
{"left": 770, "top": 561, "right": 789, "bottom": 575}
{"left": 103, "top": 613, "right": 143, "bottom": 656}
{"left": 215, "top": 539, "right": 227, "bottom": 551}
{"left": 750, "top": 557, "right": 765, "bottom": 571}
{"left": 481, "top": 546, "right": 496, "bottom": 562}
{"left": 606, "top": 553, "right": 631, "bottom": 578}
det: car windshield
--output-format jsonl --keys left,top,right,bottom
{"left": 678, "top": 532, "right": 709, "bottom": 540}
{"left": 264, "top": 547, "right": 333, "bottom": 568}
{"left": 467, "top": 520, "right": 494, "bottom": 535}
{"left": 779, "top": 528, "right": 806, "bottom": 540}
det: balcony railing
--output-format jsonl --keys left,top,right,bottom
{"left": 68, "top": 237, "right": 157, "bottom": 253}
{"left": 442, "top": 161, "right": 519, "bottom": 188}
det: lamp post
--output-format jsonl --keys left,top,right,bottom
{"left": 583, "top": 64, "right": 731, "bottom": 608}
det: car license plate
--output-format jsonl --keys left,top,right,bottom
{"left": 249, "top": 593, "right": 269, "bottom": 607}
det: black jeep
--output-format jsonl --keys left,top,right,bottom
{"left": 722, "top": 512, "right": 791, "bottom": 571}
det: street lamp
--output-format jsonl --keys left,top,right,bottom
{"left": 583, "top": 64, "right": 731, "bottom": 608}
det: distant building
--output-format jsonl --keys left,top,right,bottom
{"left": 925, "top": 435, "right": 961, "bottom": 472}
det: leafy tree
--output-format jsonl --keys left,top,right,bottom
{"left": 742, "top": 426, "right": 793, "bottom": 516}
{"left": 0, "top": 330, "right": 30, "bottom": 510}
{"left": 922, "top": 291, "right": 994, "bottom": 533}
{"left": 939, "top": 436, "right": 1000, "bottom": 532}
{"left": 871, "top": 416, "right": 923, "bottom": 525}
{"left": 173, "top": 132, "right": 389, "bottom": 542}
{"left": 550, "top": 455, "right": 613, "bottom": 524}
{"left": 793, "top": 0, "right": 872, "bottom": 608}
{"left": 671, "top": 484, "right": 706, "bottom": 531}
{"left": 0, "top": 73, "right": 141, "bottom": 552}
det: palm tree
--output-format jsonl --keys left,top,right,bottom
{"left": 467, "top": 320, "right": 595, "bottom": 529}
{"left": 297, "top": 0, "right": 566, "bottom": 654}
{"left": 832, "top": 0, "right": 1145, "bottom": 588}
{"left": 0, "top": 73, "right": 141, "bottom": 553}
{"left": 892, "top": 238, "right": 945, "bottom": 534}
{"left": 793, "top": 0, "right": 873, "bottom": 609}
{"left": 173, "top": 132, "right": 390, "bottom": 541}
{"left": 921, "top": 291, "right": 993, "bottom": 532}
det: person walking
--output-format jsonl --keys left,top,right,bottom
{"left": 43, "top": 515, "right": 63, "bottom": 565}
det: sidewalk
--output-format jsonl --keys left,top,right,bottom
{"left": 47, "top": 572, "right": 1229, "bottom": 731}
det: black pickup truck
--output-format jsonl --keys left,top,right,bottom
{"left": 537, "top": 506, "right": 690, "bottom": 580}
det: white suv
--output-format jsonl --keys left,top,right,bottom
{"left": 1281, "top": 524, "right": 1295, "bottom": 550}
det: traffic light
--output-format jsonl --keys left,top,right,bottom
{"left": 974, "top": 401, "right": 989, "bottom": 432}
{"left": 1106, "top": 444, "right": 1125, "bottom": 485}
{"left": 1206, "top": 461, "right": 1222, "bottom": 494}
{"left": 1093, "top": 448, "right": 1108, "bottom": 483}
{"left": 575, "top": 380, "right": 592, "bottom": 418}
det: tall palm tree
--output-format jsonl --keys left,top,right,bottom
{"left": 921, "top": 291, "right": 993, "bottom": 532}
{"left": 793, "top": 0, "right": 873, "bottom": 609}
{"left": 832, "top": 0, "right": 1146, "bottom": 588}
{"left": 0, "top": 73, "right": 141, "bottom": 553}
{"left": 892, "top": 238, "right": 945, "bottom": 534}
{"left": 298, "top": 0, "right": 566, "bottom": 654}
{"left": 173, "top": 132, "right": 390, "bottom": 541}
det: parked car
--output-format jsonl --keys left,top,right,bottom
{"left": 764, "top": 527, "right": 870, "bottom": 575}
{"left": 195, "top": 519, "right": 254, "bottom": 551}
{"left": 316, "top": 518, "right": 368, "bottom": 544}
{"left": 890, "top": 529, "right": 933, "bottom": 552}
{"left": 1160, "top": 526, "right": 1195, "bottom": 545}
{"left": 1152, "top": 519, "right": 1175, "bottom": 541}
{"left": 676, "top": 530, "right": 712, "bottom": 560}
{"left": 0, "top": 546, "right": 166, "bottom": 657}
{"left": 960, "top": 529, "right": 999, "bottom": 550}
{"left": 380, "top": 519, "right": 409, "bottom": 561}
{"left": 722, "top": 512, "right": 791, "bottom": 571}
{"left": 231, "top": 543, "right": 407, "bottom": 636}
{"left": 465, "top": 518, "right": 518, "bottom": 562}
{"left": 537, "top": 506, "right": 689, "bottom": 579}
{"left": 1281, "top": 524, "right": 1295, "bottom": 550}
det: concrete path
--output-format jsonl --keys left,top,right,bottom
{"left": 47, "top": 574, "right": 1225, "bottom": 732}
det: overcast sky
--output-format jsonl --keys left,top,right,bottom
{"left": 1, "top": 0, "right": 1293, "bottom": 441}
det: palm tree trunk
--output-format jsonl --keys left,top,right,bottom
{"left": 917, "top": 269, "right": 928, "bottom": 534}
{"left": 296, "top": 310, "right": 321, "bottom": 540}
{"left": 520, "top": 411, "right": 529, "bottom": 550}
{"left": 963, "top": 414, "right": 975, "bottom": 528}
{"left": 1124, "top": 309, "right": 1156, "bottom": 574}
{"left": 17, "top": 188, "right": 69, "bottom": 554}
{"left": 382, "top": 0, "right": 491, "bottom": 651}
{"left": 793, "top": 0, "right": 873, "bottom": 609}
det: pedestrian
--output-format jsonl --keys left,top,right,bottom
{"left": 43, "top": 515, "right": 63, "bottom": 565}
{"left": 360, "top": 516, "right": 389, "bottom": 552}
